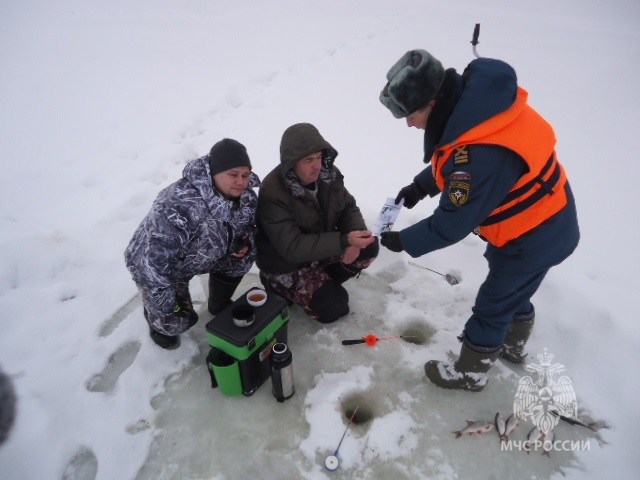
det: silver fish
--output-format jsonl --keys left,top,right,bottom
{"left": 452, "top": 420, "right": 494, "bottom": 439}
{"left": 504, "top": 413, "right": 520, "bottom": 441}
{"left": 542, "top": 429, "right": 555, "bottom": 457}
{"left": 523, "top": 427, "right": 543, "bottom": 454}
{"left": 494, "top": 412, "right": 507, "bottom": 442}
{"left": 555, "top": 412, "right": 598, "bottom": 431}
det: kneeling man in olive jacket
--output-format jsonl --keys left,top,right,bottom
{"left": 257, "top": 123, "right": 378, "bottom": 323}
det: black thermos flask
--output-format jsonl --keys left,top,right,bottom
{"left": 270, "top": 343, "right": 294, "bottom": 402}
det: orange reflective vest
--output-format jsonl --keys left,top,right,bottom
{"left": 432, "top": 87, "right": 568, "bottom": 247}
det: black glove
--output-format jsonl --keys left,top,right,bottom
{"left": 170, "top": 303, "right": 198, "bottom": 330}
{"left": 176, "top": 293, "right": 194, "bottom": 311}
{"left": 380, "top": 231, "right": 404, "bottom": 253}
{"left": 395, "top": 182, "right": 427, "bottom": 209}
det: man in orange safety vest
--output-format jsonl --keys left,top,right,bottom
{"left": 379, "top": 50, "right": 579, "bottom": 391}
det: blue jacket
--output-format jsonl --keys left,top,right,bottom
{"left": 400, "top": 58, "right": 579, "bottom": 273}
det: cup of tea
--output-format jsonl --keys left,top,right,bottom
{"left": 247, "top": 289, "right": 267, "bottom": 307}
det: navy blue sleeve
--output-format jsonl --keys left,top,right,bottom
{"left": 413, "top": 165, "right": 441, "bottom": 198}
{"left": 399, "top": 145, "right": 527, "bottom": 257}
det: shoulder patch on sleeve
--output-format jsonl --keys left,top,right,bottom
{"left": 449, "top": 180, "right": 470, "bottom": 207}
{"left": 450, "top": 171, "right": 471, "bottom": 181}
{"left": 453, "top": 146, "right": 470, "bottom": 165}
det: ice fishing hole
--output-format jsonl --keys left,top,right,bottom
{"left": 342, "top": 395, "right": 375, "bottom": 425}
{"left": 401, "top": 324, "right": 433, "bottom": 345}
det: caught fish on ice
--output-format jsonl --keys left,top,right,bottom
{"left": 452, "top": 420, "right": 494, "bottom": 439}
{"left": 504, "top": 413, "right": 520, "bottom": 442}
{"left": 494, "top": 412, "right": 507, "bottom": 443}
{"left": 552, "top": 411, "right": 599, "bottom": 431}
{"left": 523, "top": 426, "right": 543, "bottom": 454}
{"left": 542, "top": 429, "right": 555, "bottom": 457}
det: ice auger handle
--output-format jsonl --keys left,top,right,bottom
{"left": 471, "top": 23, "right": 480, "bottom": 46}
{"left": 471, "top": 23, "right": 482, "bottom": 58}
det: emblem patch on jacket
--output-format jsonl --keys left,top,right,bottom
{"left": 449, "top": 180, "right": 470, "bottom": 207}
{"left": 450, "top": 171, "right": 471, "bottom": 182}
{"left": 454, "top": 146, "right": 470, "bottom": 165}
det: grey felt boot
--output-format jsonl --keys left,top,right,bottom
{"left": 500, "top": 309, "right": 535, "bottom": 364}
{"left": 425, "top": 340, "right": 500, "bottom": 392}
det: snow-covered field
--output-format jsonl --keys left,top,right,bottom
{"left": 1, "top": 1, "right": 638, "bottom": 479}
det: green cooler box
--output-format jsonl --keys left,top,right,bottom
{"left": 205, "top": 289, "right": 290, "bottom": 396}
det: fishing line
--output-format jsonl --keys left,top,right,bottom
{"left": 324, "top": 405, "right": 359, "bottom": 471}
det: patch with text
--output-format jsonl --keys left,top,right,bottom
{"left": 450, "top": 171, "right": 471, "bottom": 182}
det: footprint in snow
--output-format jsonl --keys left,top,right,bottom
{"left": 98, "top": 294, "right": 141, "bottom": 337}
{"left": 85, "top": 341, "right": 141, "bottom": 394}
{"left": 61, "top": 446, "right": 98, "bottom": 480}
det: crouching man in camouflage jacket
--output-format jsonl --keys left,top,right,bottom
{"left": 256, "top": 123, "right": 378, "bottom": 324}
{"left": 125, "top": 139, "right": 259, "bottom": 349}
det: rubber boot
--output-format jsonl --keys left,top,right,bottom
{"left": 149, "top": 325, "right": 180, "bottom": 349}
{"left": 424, "top": 340, "right": 500, "bottom": 392}
{"left": 208, "top": 273, "right": 242, "bottom": 315}
{"left": 144, "top": 307, "right": 180, "bottom": 350}
{"left": 500, "top": 309, "right": 535, "bottom": 364}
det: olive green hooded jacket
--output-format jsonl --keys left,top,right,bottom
{"left": 256, "top": 123, "right": 367, "bottom": 273}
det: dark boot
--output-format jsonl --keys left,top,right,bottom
{"left": 149, "top": 326, "right": 180, "bottom": 349}
{"left": 425, "top": 340, "right": 500, "bottom": 392}
{"left": 144, "top": 307, "right": 180, "bottom": 349}
{"left": 208, "top": 273, "right": 242, "bottom": 315}
{"left": 500, "top": 309, "right": 535, "bottom": 364}
{"left": 309, "top": 280, "right": 349, "bottom": 324}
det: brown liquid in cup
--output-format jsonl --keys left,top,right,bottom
{"left": 249, "top": 294, "right": 265, "bottom": 302}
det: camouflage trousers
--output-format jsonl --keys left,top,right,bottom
{"left": 260, "top": 248, "right": 377, "bottom": 322}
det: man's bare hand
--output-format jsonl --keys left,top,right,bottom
{"left": 231, "top": 247, "right": 249, "bottom": 258}
{"left": 347, "top": 230, "right": 375, "bottom": 249}
{"left": 341, "top": 245, "right": 361, "bottom": 264}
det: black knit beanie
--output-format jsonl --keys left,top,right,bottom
{"left": 208, "top": 138, "right": 252, "bottom": 176}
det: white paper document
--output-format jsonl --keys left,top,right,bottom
{"left": 372, "top": 197, "right": 403, "bottom": 236}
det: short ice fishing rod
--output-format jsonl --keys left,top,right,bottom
{"left": 324, "top": 405, "right": 359, "bottom": 471}
{"left": 342, "top": 334, "right": 415, "bottom": 347}
{"left": 408, "top": 261, "right": 459, "bottom": 285}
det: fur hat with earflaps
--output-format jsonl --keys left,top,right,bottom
{"left": 379, "top": 49, "right": 445, "bottom": 118}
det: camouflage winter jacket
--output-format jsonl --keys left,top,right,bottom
{"left": 256, "top": 123, "right": 367, "bottom": 274}
{"left": 125, "top": 156, "right": 259, "bottom": 318}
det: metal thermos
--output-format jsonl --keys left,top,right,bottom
{"left": 270, "top": 343, "right": 294, "bottom": 402}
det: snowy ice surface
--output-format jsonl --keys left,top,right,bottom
{"left": 1, "top": 0, "right": 639, "bottom": 479}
